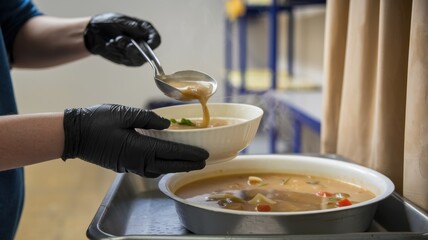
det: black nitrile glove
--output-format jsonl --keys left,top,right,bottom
{"left": 84, "top": 12, "right": 161, "bottom": 66}
{"left": 61, "top": 104, "right": 208, "bottom": 178}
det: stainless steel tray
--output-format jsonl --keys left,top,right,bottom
{"left": 87, "top": 155, "right": 428, "bottom": 240}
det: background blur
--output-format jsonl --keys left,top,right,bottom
{"left": 12, "top": 0, "right": 325, "bottom": 239}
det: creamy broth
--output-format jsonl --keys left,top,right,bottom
{"left": 169, "top": 117, "right": 244, "bottom": 130}
{"left": 175, "top": 173, "right": 375, "bottom": 212}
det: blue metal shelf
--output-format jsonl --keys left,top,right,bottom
{"left": 264, "top": 90, "right": 322, "bottom": 153}
{"left": 224, "top": 0, "right": 326, "bottom": 98}
{"left": 224, "top": 0, "right": 325, "bottom": 153}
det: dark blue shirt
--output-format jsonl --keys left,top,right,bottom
{"left": 0, "top": 0, "right": 42, "bottom": 239}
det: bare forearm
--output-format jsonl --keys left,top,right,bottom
{"left": 0, "top": 113, "right": 64, "bottom": 170}
{"left": 12, "top": 16, "right": 91, "bottom": 68}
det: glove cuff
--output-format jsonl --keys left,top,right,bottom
{"left": 61, "top": 108, "right": 81, "bottom": 161}
{"left": 83, "top": 19, "right": 98, "bottom": 55}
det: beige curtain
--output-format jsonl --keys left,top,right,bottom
{"left": 322, "top": 0, "right": 428, "bottom": 212}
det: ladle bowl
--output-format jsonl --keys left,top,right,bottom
{"left": 131, "top": 39, "right": 217, "bottom": 101}
{"left": 155, "top": 70, "right": 217, "bottom": 101}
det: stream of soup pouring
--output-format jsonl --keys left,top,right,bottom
{"left": 171, "top": 81, "right": 213, "bottom": 128}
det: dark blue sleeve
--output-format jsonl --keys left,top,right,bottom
{"left": 0, "top": 0, "right": 43, "bottom": 55}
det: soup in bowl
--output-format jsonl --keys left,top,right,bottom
{"left": 168, "top": 117, "right": 242, "bottom": 130}
{"left": 136, "top": 103, "right": 263, "bottom": 164}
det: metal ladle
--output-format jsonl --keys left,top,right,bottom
{"left": 130, "top": 39, "right": 217, "bottom": 101}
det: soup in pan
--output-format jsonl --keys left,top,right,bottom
{"left": 169, "top": 117, "right": 244, "bottom": 129}
{"left": 175, "top": 173, "right": 376, "bottom": 212}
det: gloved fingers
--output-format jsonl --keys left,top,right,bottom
{"left": 109, "top": 105, "right": 170, "bottom": 130}
{"left": 110, "top": 35, "right": 147, "bottom": 66}
{"left": 115, "top": 17, "right": 161, "bottom": 50}
{"left": 143, "top": 172, "right": 162, "bottom": 178}
{"left": 143, "top": 140, "right": 208, "bottom": 175}
{"left": 107, "top": 35, "right": 159, "bottom": 67}
{"left": 104, "top": 36, "right": 144, "bottom": 66}
{"left": 84, "top": 12, "right": 161, "bottom": 66}
{"left": 125, "top": 42, "right": 146, "bottom": 66}
{"left": 135, "top": 110, "right": 170, "bottom": 130}
{"left": 139, "top": 21, "right": 161, "bottom": 49}
{"left": 129, "top": 170, "right": 160, "bottom": 178}
{"left": 155, "top": 139, "right": 209, "bottom": 162}
{"left": 100, "top": 48, "right": 129, "bottom": 65}
{"left": 120, "top": 134, "right": 206, "bottom": 177}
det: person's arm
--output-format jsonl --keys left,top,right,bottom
{"left": 0, "top": 112, "right": 64, "bottom": 170}
{"left": 12, "top": 16, "right": 91, "bottom": 68}
{"left": 0, "top": 104, "right": 209, "bottom": 177}
{"left": 12, "top": 13, "right": 162, "bottom": 68}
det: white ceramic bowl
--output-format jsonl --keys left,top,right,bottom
{"left": 159, "top": 155, "right": 395, "bottom": 234}
{"left": 137, "top": 103, "right": 263, "bottom": 164}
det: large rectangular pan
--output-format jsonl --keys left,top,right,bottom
{"left": 87, "top": 155, "right": 428, "bottom": 239}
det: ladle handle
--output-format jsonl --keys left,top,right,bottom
{"left": 130, "top": 39, "right": 165, "bottom": 76}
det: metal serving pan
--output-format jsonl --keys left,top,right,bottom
{"left": 159, "top": 155, "right": 395, "bottom": 234}
{"left": 87, "top": 155, "right": 428, "bottom": 239}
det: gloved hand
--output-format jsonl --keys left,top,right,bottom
{"left": 83, "top": 12, "right": 161, "bottom": 66}
{"left": 61, "top": 104, "right": 208, "bottom": 178}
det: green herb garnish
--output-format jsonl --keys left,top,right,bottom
{"left": 170, "top": 118, "right": 195, "bottom": 126}
{"left": 328, "top": 197, "right": 343, "bottom": 202}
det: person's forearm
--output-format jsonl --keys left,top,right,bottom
{"left": 0, "top": 113, "right": 64, "bottom": 170}
{"left": 12, "top": 16, "right": 91, "bottom": 68}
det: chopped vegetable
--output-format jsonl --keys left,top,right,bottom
{"left": 223, "top": 202, "right": 244, "bottom": 210}
{"left": 328, "top": 197, "right": 343, "bottom": 202}
{"left": 170, "top": 118, "right": 195, "bottom": 126}
{"left": 336, "top": 198, "right": 352, "bottom": 207}
{"left": 306, "top": 180, "right": 320, "bottom": 185}
{"left": 248, "top": 193, "right": 277, "bottom": 205}
{"left": 206, "top": 193, "right": 244, "bottom": 203}
{"left": 316, "top": 191, "right": 334, "bottom": 197}
{"left": 216, "top": 194, "right": 246, "bottom": 210}
{"left": 256, "top": 204, "right": 271, "bottom": 212}
{"left": 334, "top": 192, "right": 351, "bottom": 198}
{"left": 280, "top": 178, "right": 290, "bottom": 185}
{"left": 247, "top": 176, "right": 263, "bottom": 185}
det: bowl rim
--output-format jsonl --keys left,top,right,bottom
{"left": 148, "top": 102, "right": 264, "bottom": 133}
{"left": 159, "top": 154, "right": 395, "bottom": 216}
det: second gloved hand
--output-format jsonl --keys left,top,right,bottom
{"left": 61, "top": 104, "right": 208, "bottom": 178}
{"left": 84, "top": 12, "right": 161, "bottom": 66}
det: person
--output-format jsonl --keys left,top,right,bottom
{"left": 0, "top": 1, "right": 209, "bottom": 239}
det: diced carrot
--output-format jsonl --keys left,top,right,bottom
{"left": 336, "top": 198, "right": 352, "bottom": 207}
{"left": 256, "top": 204, "right": 271, "bottom": 212}
{"left": 316, "top": 191, "right": 334, "bottom": 197}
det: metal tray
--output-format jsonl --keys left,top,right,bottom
{"left": 87, "top": 155, "right": 428, "bottom": 240}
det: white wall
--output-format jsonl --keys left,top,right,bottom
{"left": 11, "top": 1, "right": 325, "bottom": 114}
{"left": 12, "top": 0, "right": 226, "bottom": 113}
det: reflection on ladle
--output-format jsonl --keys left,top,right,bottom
{"left": 131, "top": 39, "right": 217, "bottom": 127}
